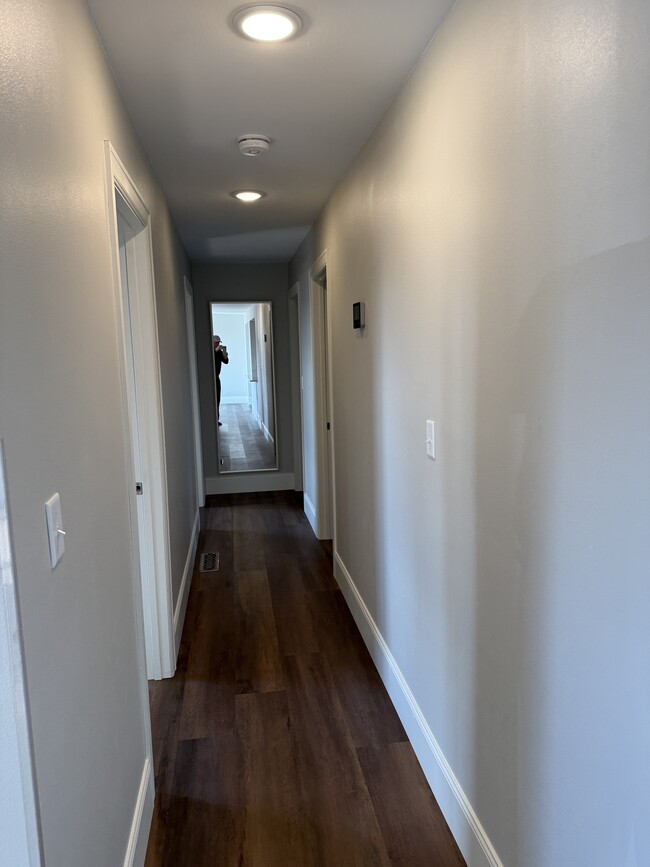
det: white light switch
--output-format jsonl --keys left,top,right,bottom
{"left": 426, "top": 420, "right": 435, "bottom": 460}
{"left": 45, "top": 493, "right": 65, "bottom": 568}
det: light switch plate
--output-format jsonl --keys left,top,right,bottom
{"left": 426, "top": 420, "right": 435, "bottom": 460}
{"left": 45, "top": 493, "right": 65, "bottom": 568}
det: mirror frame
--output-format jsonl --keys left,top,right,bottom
{"left": 210, "top": 299, "right": 279, "bottom": 474}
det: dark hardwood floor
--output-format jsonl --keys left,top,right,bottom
{"left": 218, "top": 404, "right": 277, "bottom": 472}
{"left": 144, "top": 491, "right": 466, "bottom": 867}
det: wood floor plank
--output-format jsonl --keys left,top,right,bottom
{"left": 233, "top": 504, "right": 267, "bottom": 571}
{"left": 357, "top": 741, "right": 467, "bottom": 866}
{"left": 266, "top": 552, "right": 320, "bottom": 655}
{"left": 309, "top": 588, "right": 407, "bottom": 749}
{"left": 292, "top": 532, "right": 338, "bottom": 592}
{"left": 282, "top": 653, "right": 391, "bottom": 866}
{"left": 161, "top": 735, "right": 242, "bottom": 867}
{"left": 236, "top": 690, "right": 318, "bottom": 866}
{"left": 235, "top": 569, "right": 284, "bottom": 694}
{"left": 145, "top": 679, "right": 185, "bottom": 867}
{"left": 178, "top": 581, "right": 235, "bottom": 739}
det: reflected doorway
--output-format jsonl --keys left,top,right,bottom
{"left": 211, "top": 301, "right": 279, "bottom": 473}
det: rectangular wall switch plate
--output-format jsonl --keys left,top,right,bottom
{"left": 426, "top": 420, "right": 436, "bottom": 460}
{"left": 45, "top": 493, "right": 65, "bottom": 568}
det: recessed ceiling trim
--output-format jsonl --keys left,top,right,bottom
{"left": 231, "top": 190, "right": 267, "bottom": 202}
{"left": 233, "top": 5, "right": 303, "bottom": 42}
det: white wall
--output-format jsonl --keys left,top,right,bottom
{"left": 0, "top": 0, "right": 195, "bottom": 864}
{"left": 290, "top": 1, "right": 650, "bottom": 865}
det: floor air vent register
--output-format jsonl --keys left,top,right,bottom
{"left": 199, "top": 552, "right": 220, "bottom": 572}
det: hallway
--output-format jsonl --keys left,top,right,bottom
{"left": 145, "top": 491, "right": 465, "bottom": 866}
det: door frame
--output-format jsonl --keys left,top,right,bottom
{"left": 288, "top": 281, "right": 304, "bottom": 492}
{"left": 0, "top": 440, "right": 44, "bottom": 866}
{"left": 183, "top": 277, "right": 205, "bottom": 509}
{"left": 308, "top": 250, "right": 336, "bottom": 542}
{"left": 104, "top": 141, "right": 175, "bottom": 682}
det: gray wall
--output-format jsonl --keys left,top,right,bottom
{"left": 192, "top": 264, "right": 293, "bottom": 490}
{"left": 0, "top": 0, "right": 195, "bottom": 864}
{"left": 290, "top": 0, "right": 650, "bottom": 865}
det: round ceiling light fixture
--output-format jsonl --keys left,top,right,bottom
{"left": 238, "top": 134, "right": 271, "bottom": 157}
{"left": 233, "top": 5, "right": 303, "bottom": 42}
{"left": 231, "top": 190, "right": 266, "bottom": 202}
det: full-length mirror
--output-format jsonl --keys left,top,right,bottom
{"left": 211, "top": 301, "right": 278, "bottom": 473}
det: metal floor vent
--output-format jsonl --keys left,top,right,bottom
{"left": 199, "top": 552, "right": 220, "bottom": 573}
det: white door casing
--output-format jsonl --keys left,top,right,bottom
{"left": 104, "top": 141, "right": 175, "bottom": 683}
{"left": 183, "top": 278, "right": 205, "bottom": 510}
{"left": 308, "top": 250, "right": 336, "bottom": 543}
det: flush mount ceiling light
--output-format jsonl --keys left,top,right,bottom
{"left": 231, "top": 190, "right": 266, "bottom": 202}
{"left": 233, "top": 5, "right": 303, "bottom": 42}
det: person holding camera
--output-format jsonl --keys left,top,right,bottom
{"left": 213, "top": 336, "right": 229, "bottom": 426}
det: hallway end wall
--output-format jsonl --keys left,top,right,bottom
{"left": 192, "top": 264, "right": 294, "bottom": 492}
{"left": 290, "top": 0, "right": 650, "bottom": 864}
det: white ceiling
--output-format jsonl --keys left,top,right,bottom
{"left": 87, "top": 0, "right": 454, "bottom": 263}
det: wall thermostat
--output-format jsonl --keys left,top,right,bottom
{"left": 353, "top": 302, "right": 365, "bottom": 329}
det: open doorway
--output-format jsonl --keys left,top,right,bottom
{"left": 105, "top": 143, "right": 175, "bottom": 685}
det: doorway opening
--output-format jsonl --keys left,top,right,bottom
{"left": 105, "top": 143, "right": 174, "bottom": 685}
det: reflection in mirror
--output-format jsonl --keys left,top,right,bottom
{"left": 211, "top": 301, "right": 278, "bottom": 473}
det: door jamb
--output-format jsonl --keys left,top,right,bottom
{"left": 104, "top": 141, "right": 175, "bottom": 682}
{"left": 183, "top": 277, "right": 205, "bottom": 509}
{"left": 288, "top": 281, "right": 304, "bottom": 492}
{"left": 308, "top": 250, "right": 336, "bottom": 543}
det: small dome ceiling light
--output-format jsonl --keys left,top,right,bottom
{"left": 232, "top": 190, "right": 266, "bottom": 202}
{"left": 238, "top": 134, "right": 271, "bottom": 157}
{"left": 233, "top": 5, "right": 303, "bottom": 42}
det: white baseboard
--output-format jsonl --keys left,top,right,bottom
{"left": 303, "top": 492, "right": 317, "bottom": 535}
{"left": 261, "top": 420, "right": 275, "bottom": 447}
{"left": 122, "top": 758, "right": 154, "bottom": 867}
{"left": 205, "top": 472, "right": 295, "bottom": 495}
{"left": 334, "top": 551, "right": 503, "bottom": 867}
{"left": 222, "top": 396, "right": 249, "bottom": 404}
{"left": 174, "top": 510, "right": 200, "bottom": 657}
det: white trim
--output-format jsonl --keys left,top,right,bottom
{"left": 0, "top": 441, "right": 43, "bottom": 866}
{"left": 104, "top": 141, "right": 175, "bottom": 681}
{"left": 206, "top": 472, "right": 294, "bottom": 495}
{"left": 183, "top": 278, "right": 205, "bottom": 510}
{"left": 173, "top": 510, "right": 200, "bottom": 657}
{"left": 308, "top": 250, "right": 336, "bottom": 541}
{"left": 222, "top": 395, "right": 250, "bottom": 405}
{"left": 122, "top": 758, "right": 154, "bottom": 867}
{"left": 288, "top": 282, "right": 304, "bottom": 492}
{"left": 261, "top": 419, "right": 275, "bottom": 446}
{"left": 334, "top": 551, "right": 504, "bottom": 867}
{"left": 303, "top": 492, "right": 317, "bottom": 535}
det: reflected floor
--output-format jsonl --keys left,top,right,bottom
{"left": 218, "top": 403, "right": 276, "bottom": 472}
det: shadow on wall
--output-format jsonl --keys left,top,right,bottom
{"left": 473, "top": 235, "right": 650, "bottom": 867}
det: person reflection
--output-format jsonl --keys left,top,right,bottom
{"left": 213, "top": 336, "right": 229, "bottom": 426}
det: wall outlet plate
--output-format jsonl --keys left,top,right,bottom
{"left": 45, "top": 493, "right": 65, "bottom": 568}
{"left": 426, "top": 420, "right": 435, "bottom": 460}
